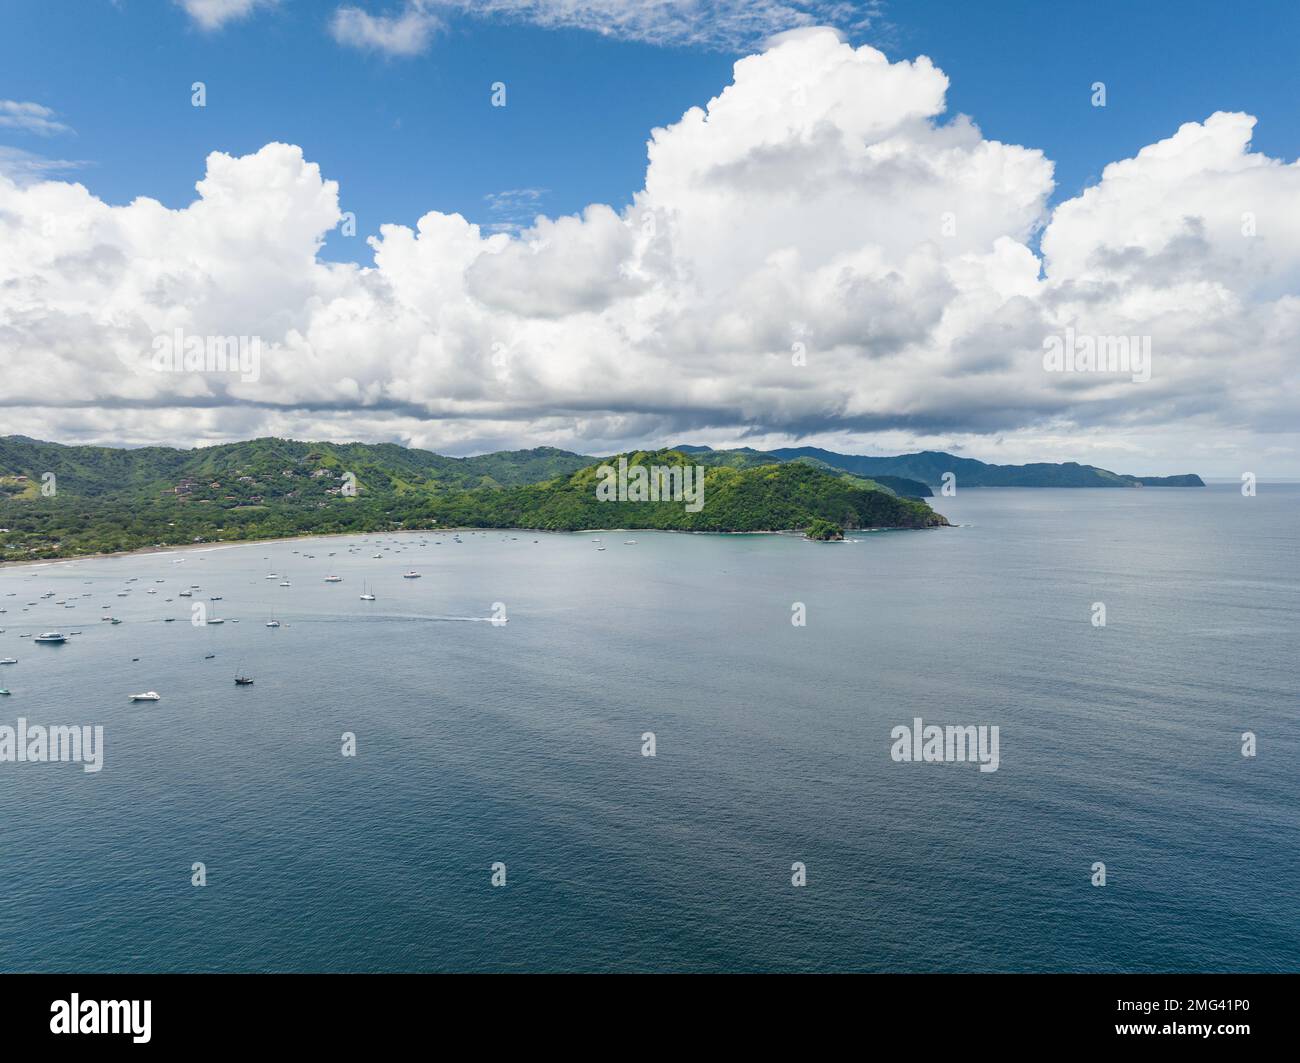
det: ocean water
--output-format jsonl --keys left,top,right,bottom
{"left": 0, "top": 485, "right": 1296, "bottom": 973}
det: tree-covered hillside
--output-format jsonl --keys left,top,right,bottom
{"left": 0, "top": 437, "right": 947, "bottom": 561}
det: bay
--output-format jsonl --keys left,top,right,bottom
{"left": 0, "top": 484, "right": 1296, "bottom": 972}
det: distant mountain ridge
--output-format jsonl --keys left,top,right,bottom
{"left": 679, "top": 445, "right": 1205, "bottom": 488}
{"left": 0, "top": 436, "right": 1203, "bottom": 495}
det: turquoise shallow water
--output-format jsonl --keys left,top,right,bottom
{"left": 0, "top": 484, "right": 1296, "bottom": 972}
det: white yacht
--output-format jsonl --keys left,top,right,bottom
{"left": 34, "top": 632, "right": 68, "bottom": 643}
{"left": 129, "top": 691, "right": 161, "bottom": 702}
{"left": 324, "top": 575, "right": 343, "bottom": 583}
{"left": 402, "top": 571, "right": 421, "bottom": 579}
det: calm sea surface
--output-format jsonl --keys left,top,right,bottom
{"left": 1, "top": 485, "right": 1297, "bottom": 972}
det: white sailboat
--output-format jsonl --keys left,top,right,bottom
{"left": 359, "top": 581, "right": 375, "bottom": 601}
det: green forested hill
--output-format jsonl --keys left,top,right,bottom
{"left": 672, "top": 444, "right": 934, "bottom": 497}
{"left": 434, "top": 450, "right": 946, "bottom": 532}
{"left": 0, "top": 437, "right": 947, "bottom": 561}
{"left": 0, "top": 436, "right": 592, "bottom": 497}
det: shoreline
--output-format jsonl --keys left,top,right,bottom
{"left": 0, "top": 521, "right": 948, "bottom": 571}
{"left": 0, "top": 530, "right": 368, "bottom": 571}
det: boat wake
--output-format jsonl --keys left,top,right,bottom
{"left": 304, "top": 613, "right": 508, "bottom": 624}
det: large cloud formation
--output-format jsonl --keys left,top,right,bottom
{"left": 2, "top": 28, "right": 1298, "bottom": 472}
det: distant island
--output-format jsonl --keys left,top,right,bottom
{"left": 804, "top": 518, "right": 846, "bottom": 541}
{"left": 0, "top": 435, "right": 1204, "bottom": 563}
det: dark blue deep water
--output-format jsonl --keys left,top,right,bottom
{"left": 1, "top": 485, "right": 1296, "bottom": 971}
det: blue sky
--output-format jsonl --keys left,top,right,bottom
{"left": 5, "top": 0, "right": 1298, "bottom": 261}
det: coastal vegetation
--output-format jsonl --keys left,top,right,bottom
{"left": 0, "top": 437, "right": 948, "bottom": 562}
